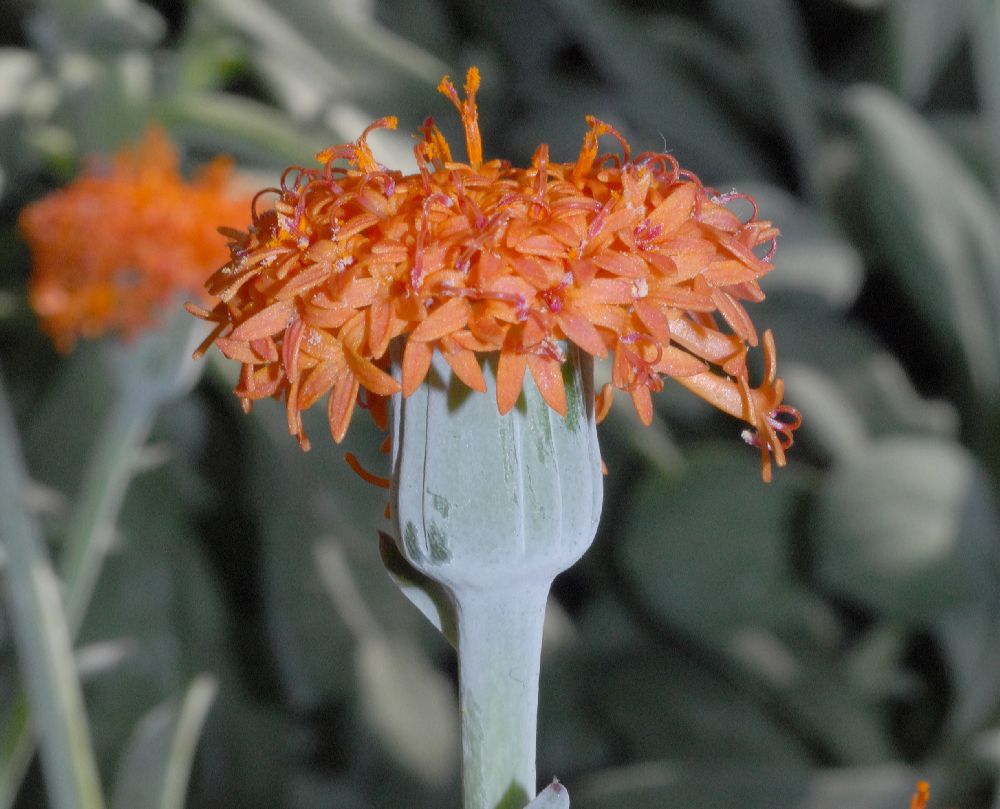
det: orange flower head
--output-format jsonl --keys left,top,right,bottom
{"left": 19, "top": 128, "right": 251, "bottom": 351}
{"left": 189, "top": 68, "right": 800, "bottom": 480}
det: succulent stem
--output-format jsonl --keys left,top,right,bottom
{"left": 454, "top": 580, "right": 550, "bottom": 809}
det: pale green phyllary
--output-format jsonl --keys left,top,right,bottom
{"left": 390, "top": 346, "right": 601, "bottom": 809}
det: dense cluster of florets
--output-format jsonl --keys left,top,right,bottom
{"left": 20, "top": 128, "right": 250, "bottom": 351}
{"left": 189, "top": 68, "right": 799, "bottom": 479}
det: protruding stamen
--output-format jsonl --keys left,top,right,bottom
{"left": 419, "top": 116, "right": 452, "bottom": 169}
{"left": 437, "top": 67, "right": 483, "bottom": 168}
{"left": 573, "top": 117, "right": 612, "bottom": 185}
{"left": 530, "top": 144, "right": 549, "bottom": 220}
{"left": 315, "top": 117, "right": 398, "bottom": 174}
{"left": 573, "top": 116, "right": 631, "bottom": 185}
{"left": 355, "top": 116, "right": 398, "bottom": 173}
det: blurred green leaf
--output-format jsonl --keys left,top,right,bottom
{"left": 0, "top": 370, "right": 105, "bottom": 809}
{"left": 614, "top": 445, "right": 906, "bottom": 763}
{"left": 844, "top": 84, "right": 1000, "bottom": 398}
{"left": 78, "top": 440, "right": 297, "bottom": 809}
{"left": 752, "top": 294, "right": 879, "bottom": 375}
{"left": 847, "top": 354, "right": 959, "bottom": 438}
{"left": 932, "top": 112, "right": 997, "bottom": 183}
{"left": 643, "top": 17, "right": 767, "bottom": 128}
{"left": 110, "top": 675, "right": 218, "bottom": 809}
{"left": 0, "top": 316, "right": 203, "bottom": 809}
{"left": 780, "top": 363, "right": 869, "bottom": 462}
{"left": 102, "top": 306, "right": 208, "bottom": 411}
{"left": 741, "top": 184, "right": 864, "bottom": 310}
{"left": 378, "top": 532, "right": 457, "bottom": 646}
{"left": 585, "top": 647, "right": 810, "bottom": 763}
{"left": 75, "top": 1, "right": 166, "bottom": 53}
{"left": 30, "top": 0, "right": 164, "bottom": 53}
{"left": 158, "top": 92, "right": 326, "bottom": 168}
{"left": 770, "top": 646, "right": 899, "bottom": 763}
{"left": 710, "top": 0, "right": 822, "bottom": 198}
{"left": 23, "top": 342, "right": 114, "bottom": 495}
{"left": 355, "top": 636, "right": 457, "bottom": 787}
{"left": 537, "top": 601, "right": 627, "bottom": 778}
{"left": 782, "top": 348, "right": 959, "bottom": 465}
{"left": 193, "top": 695, "right": 296, "bottom": 809}
{"left": 841, "top": 625, "right": 912, "bottom": 701}
{"left": 933, "top": 606, "right": 1000, "bottom": 742}
{"left": 202, "top": 0, "right": 443, "bottom": 122}
{"left": 798, "top": 766, "right": 927, "bottom": 809}
{"left": 971, "top": 0, "right": 1000, "bottom": 192}
{"left": 80, "top": 473, "right": 213, "bottom": 769}
{"left": 545, "top": 0, "right": 771, "bottom": 181}
{"left": 574, "top": 762, "right": 922, "bottom": 809}
{"left": 573, "top": 761, "right": 809, "bottom": 809}
{"left": 812, "top": 436, "right": 1000, "bottom": 623}
{"left": 51, "top": 51, "right": 157, "bottom": 153}
{"left": 314, "top": 540, "right": 457, "bottom": 787}
{"left": 61, "top": 313, "right": 205, "bottom": 642}
{"left": 0, "top": 48, "right": 43, "bottom": 117}
{"left": 617, "top": 448, "right": 810, "bottom": 646}
{"left": 13, "top": 390, "right": 151, "bottom": 801}
{"left": 247, "top": 418, "right": 371, "bottom": 704}
{"left": 244, "top": 403, "right": 430, "bottom": 709}
{"left": 168, "top": 21, "right": 246, "bottom": 98}
{"left": 888, "top": 0, "right": 968, "bottom": 105}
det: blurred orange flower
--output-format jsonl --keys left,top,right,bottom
{"left": 190, "top": 68, "right": 800, "bottom": 480}
{"left": 19, "top": 128, "right": 250, "bottom": 351}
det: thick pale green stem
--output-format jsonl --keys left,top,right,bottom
{"left": 455, "top": 581, "right": 550, "bottom": 809}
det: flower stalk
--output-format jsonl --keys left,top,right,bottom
{"left": 187, "top": 65, "right": 801, "bottom": 809}
{"left": 389, "top": 345, "right": 602, "bottom": 809}
{"left": 455, "top": 581, "right": 550, "bottom": 809}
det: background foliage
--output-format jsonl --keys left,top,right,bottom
{"left": 2, "top": 0, "right": 1000, "bottom": 807}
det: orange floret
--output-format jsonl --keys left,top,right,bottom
{"left": 19, "top": 128, "right": 251, "bottom": 351}
{"left": 189, "top": 68, "right": 800, "bottom": 480}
